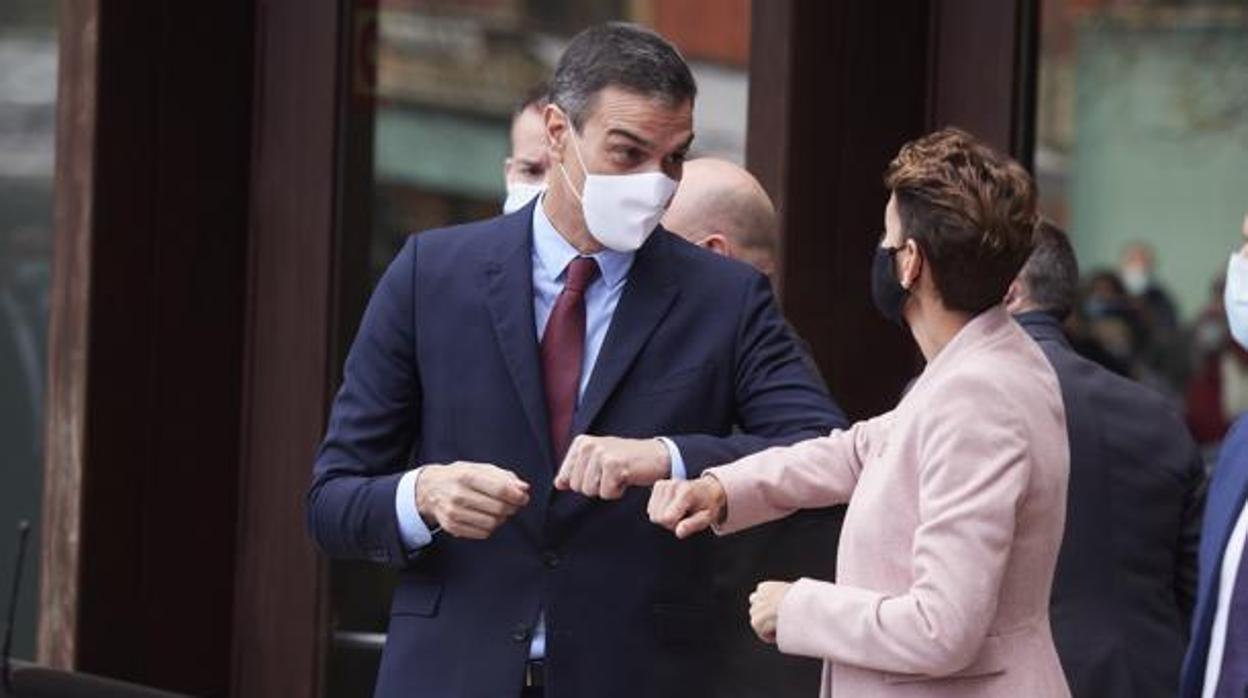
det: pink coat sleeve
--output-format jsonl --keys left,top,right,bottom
{"left": 706, "top": 412, "right": 893, "bottom": 534}
{"left": 774, "top": 376, "right": 1031, "bottom": 677}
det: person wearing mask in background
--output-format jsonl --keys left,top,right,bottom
{"left": 1006, "top": 221, "right": 1205, "bottom": 698}
{"left": 502, "top": 82, "right": 551, "bottom": 214}
{"left": 1120, "top": 240, "right": 1190, "bottom": 396}
{"left": 1120, "top": 240, "right": 1180, "bottom": 336}
{"left": 650, "top": 127, "right": 1072, "bottom": 697}
{"left": 661, "top": 157, "right": 841, "bottom": 698}
{"left": 1180, "top": 214, "right": 1248, "bottom": 698}
{"left": 307, "top": 23, "right": 844, "bottom": 698}
{"left": 1186, "top": 221, "right": 1248, "bottom": 453}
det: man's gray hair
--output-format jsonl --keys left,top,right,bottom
{"left": 550, "top": 23, "right": 697, "bottom": 130}
{"left": 1020, "top": 220, "right": 1080, "bottom": 318}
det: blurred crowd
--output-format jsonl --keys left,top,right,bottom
{"left": 1066, "top": 235, "right": 1248, "bottom": 462}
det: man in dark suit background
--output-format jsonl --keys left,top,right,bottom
{"left": 1180, "top": 213, "right": 1248, "bottom": 698}
{"left": 661, "top": 157, "right": 841, "bottom": 698}
{"left": 306, "top": 23, "right": 844, "bottom": 698}
{"left": 1005, "top": 221, "right": 1204, "bottom": 698}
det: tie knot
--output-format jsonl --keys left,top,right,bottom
{"left": 564, "top": 256, "right": 600, "bottom": 293}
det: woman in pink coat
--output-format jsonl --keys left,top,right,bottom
{"left": 650, "top": 128, "right": 1071, "bottom": 697}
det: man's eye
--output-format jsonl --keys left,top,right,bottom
{"left": 612, "top": 146, "right": 643, "bottom": 163}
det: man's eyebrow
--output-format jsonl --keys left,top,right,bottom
{"left": 675, "top": 134, "right": 694, "bottom": 152}
{"left": 605, "top": 128, "right": 654, "bottom": 149}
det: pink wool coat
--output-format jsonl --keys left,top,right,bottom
{"left": 708, "top": 307, "right": 1072, "bottom": 697}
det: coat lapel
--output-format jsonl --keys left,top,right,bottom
{"left": 482, "top": 203, "right": 555, "bottom": 542}
{"left": 572, "top": 230, "right": 680, "bottom": 437}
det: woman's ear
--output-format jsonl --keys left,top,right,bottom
{"left": 900, "top": 238, "right": 923, "bottom": 291}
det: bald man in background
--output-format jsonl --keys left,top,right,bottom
{"left": 662, "top": 158, "right": 842, "bottom": 698}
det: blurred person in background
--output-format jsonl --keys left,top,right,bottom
{"left": 1080, "top": 270, "right": 1146, "bottom": 370}
{"left": 1007, "top": 221, "right": 1204, "bottom": 698}
{"left": 1190, "top": 275, "right": 1229, "bottom": 371}
{"left": 1186, "top": 221, "right": 1248, "bottom": 453}
{"left": 1121, "top": 241, "right": 1191, "bottom": 398}
{"left": 651, "top": 128, "right": 1072, "bottom": 698}
{"left": 662, "top": 157, "right": 780, "bottom": 285}
{"left": 662, "top": 156, "right": 839, "bottom": 698}
{"left": 1121, "top": 240, "right": 1180, "bottom": 337}
{"left": 1180, "top": 213, "right": 1248, "bottom": 698}
{"left": 501, "top": 82, "right": 550, "bottom": 214}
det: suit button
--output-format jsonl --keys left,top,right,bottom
{"left": 512, "top": 624, "right": 531, "bottom": 643}
{"left": 542, "top": 551, "right": 560, "bottom": 569}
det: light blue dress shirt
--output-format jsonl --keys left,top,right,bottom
{"left": 393, "top": 197, "right": 686, "bottom": 658}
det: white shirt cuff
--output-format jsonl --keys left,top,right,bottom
{"left": 657, "top": 437, "right": 687, "bottom": 480}
{"left": 396, "top": 468, "right": 434, "bottom": 549}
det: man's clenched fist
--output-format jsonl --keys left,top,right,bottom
{"left": 554, "top": 435, "right": 671, "bottom": 499}
{"left": 415, "top": 462, "right": 530, "bottom": 539}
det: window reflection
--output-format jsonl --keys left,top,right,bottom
{"left": 0, "top": 3, "right": 57, "bottom": 661}
{"left": 1036, "top": 0, "right": 1248, "bottom": 451}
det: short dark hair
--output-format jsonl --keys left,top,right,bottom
{"left": 1019, "top": 220, "right": 1080, "bottom": 318}
{"left": 550, "top": 22, "right": 697, "bottom": 130}
{"left": 513, "top": 81, "right": 549, "bottom": 119}
{"left": 884, "top": 127, "right": 1037, "bottom": 315}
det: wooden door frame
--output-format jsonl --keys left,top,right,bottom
{"left": 747, "top": 0, "right": 1039, "bottom": 419}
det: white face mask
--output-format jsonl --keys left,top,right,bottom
{"left": 1121, "top": 265, "right": 1151, "bottom": 296}
{"left": 559, "top": 124, "right": 677, "bottom": 252}
{"left": 502, "top": 180, "right": 545, "bottom": 214}
{"left": 1226, "top": 252, "right": 1248, "bottom": 350}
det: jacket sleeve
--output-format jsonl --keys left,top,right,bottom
{"left": 668, "top": 273, "right": 848, "bottom": 474}
{"left": 774, "top": 376, "right": 1031, "bottom": 677}
{"left": 707, "top": 412, "right": 891, "bottom": 534}
{"left": 306, "top": 235, "right": 422, "bottom": 568}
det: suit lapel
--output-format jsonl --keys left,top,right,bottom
{"left": 1192, "top": 430, "right": 1248, "bottom": 652}
{"left": 482, "top": 204, "right": 556, "bottom": 541}
{"left": 572, "top": 231, "right": 680, "bottom": 437}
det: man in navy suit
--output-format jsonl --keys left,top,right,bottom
{"left": 1181, "top": 214, "right": 1248, "bottom": 698}
{"left": 1006, "top": 222, "right": 1204, "bottom": 698}
{"left": 306, "top": 23, "right": 845, "bottom": 698}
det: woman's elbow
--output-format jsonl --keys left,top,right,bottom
{"left": 907, "top": 618, "right": 987, "bottom": 677}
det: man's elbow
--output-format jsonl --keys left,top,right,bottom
{"left": 304, "top": 476, "right": 340, "bottom": 556}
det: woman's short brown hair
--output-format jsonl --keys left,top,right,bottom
{"left": 884, "top": 127, "right": 1037, "bottom": 315}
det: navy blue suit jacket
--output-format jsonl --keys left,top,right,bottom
{"left": 1018, "top": 312, "right": 1203, "bottom": 698}
{"left": 1181, "top": 415, "right": 1248, "bottom": 698}
{"left": 306, "top": 201, "right": 845, "bottom": 698}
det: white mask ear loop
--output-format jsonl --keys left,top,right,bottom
{"left": 555, "top": 110, "right": 588, "bottom": 203}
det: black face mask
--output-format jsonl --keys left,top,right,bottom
{"left": 871, "top": 246, "right": 908, "bottom": 326}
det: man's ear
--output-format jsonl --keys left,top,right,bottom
{"left": 699, "top": 233, "right": 734, "bottom": 258}
{"left": 1004, "top": 278, "right": 1027, "bottom": 313}
{"left": 543, "top": 104, "right": 568, "bottom": 164}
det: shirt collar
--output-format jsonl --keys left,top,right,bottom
{"left": 531, "top": 194, "right": 633, "bottom": 289}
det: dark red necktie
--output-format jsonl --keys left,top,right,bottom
{"left": 541, "top": 256, "right": 599, "bottom": 463}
